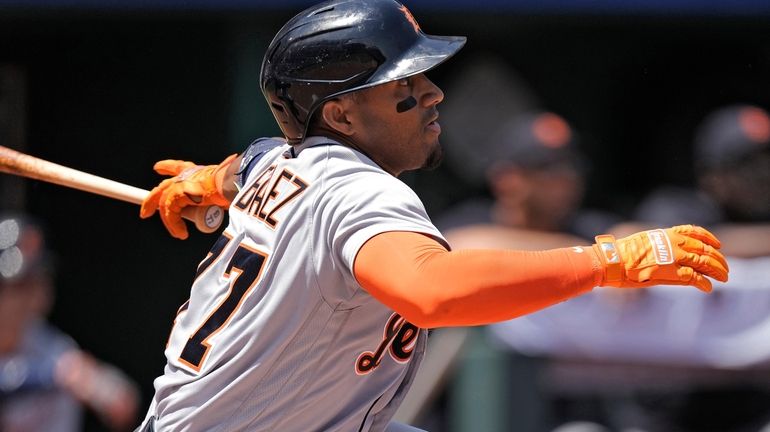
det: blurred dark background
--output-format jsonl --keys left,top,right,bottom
{"left": 2, "top": 1, "right": 770, "bottom": 430}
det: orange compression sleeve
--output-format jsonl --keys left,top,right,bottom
{"left": 353, "top": 231, "right": 604, "bottom": 329}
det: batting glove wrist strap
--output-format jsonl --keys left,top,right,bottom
{"left": 592, "top": 234, "right": 623, "bottom": 284}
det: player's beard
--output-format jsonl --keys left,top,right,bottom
{"left": 422, "top": 142, "right": 443, "bottom": 170}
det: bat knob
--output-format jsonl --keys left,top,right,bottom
{"left": 182, "top": 205, "right": 225, "bottom": 234}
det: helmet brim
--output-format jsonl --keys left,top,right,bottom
{"left": 337, "top": 33, "right": 466, "bottom": 98}
{"left": 373, "top": 34, "right": 467, "bottom": 83}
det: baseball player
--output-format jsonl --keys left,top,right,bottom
{"left": 135, "top": 0, "right": 729, "bottom": 431}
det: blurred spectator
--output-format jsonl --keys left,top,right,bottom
{"left": 486, "top": 104, "right": 770, "bottom": 432}
{"left": 0, "top": 214, "right": 140, "bottom": 432}
{"left": 614, "top": 103, "right": 770, "bottom": 256}
{"left": 437, "top": 110, "right": 622, "bottom": 247}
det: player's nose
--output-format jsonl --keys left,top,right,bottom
{"left": 417, "top": 74, "right": 444, "bottom": 107}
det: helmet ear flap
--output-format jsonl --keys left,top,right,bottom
{"left": 276, "top": 85, "right": 301, "bottom": 119}
{"left": 263, "top": 82, "right": 303, "bottom": 142}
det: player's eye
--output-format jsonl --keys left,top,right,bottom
{"left": 397, "top": 77, "right": 411, "bottom": 87}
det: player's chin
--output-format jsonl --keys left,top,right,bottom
{"left": 421, "top": 142, "right": 444, "bottom": 171}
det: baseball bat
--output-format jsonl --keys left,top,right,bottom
{"left": 0, "top": 145, "right": 224, "bottom": 234}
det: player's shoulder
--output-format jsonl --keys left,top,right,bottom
{"left": 241, "top": 136, "right": 419, "bottom": 200}
{"left": 286, "top": 140, "right": 420, "bottom": 205}
{"left": 238, "top": 137, "right": 288, "bottom": 184}
{"left": 294, "top": 138, "right": 397, "bottom": 181}
{"left": 324, "top": 152, "right": 411, "bottom": 191}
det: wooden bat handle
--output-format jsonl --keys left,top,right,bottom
{"left": 0, "top": 145, "right": 223, "bottom": 234}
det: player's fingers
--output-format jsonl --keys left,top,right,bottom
{"left": 158, "top": 186, "right": 195, "bottom": 240}
{"left": 139, "top": 180, "right": 169, "bottom": 219}
{"left": 180, "top": 182, "right": 207, "bottom": 200}
{"left": 669, "top": 266, "right": 711, "bottom": 292}
{"left": 159, "top": 201, "right": 190, "bottom": 240}
{"left": 671, "top": 224, "right": 722, "bottom": 249}
{"left": 153, "top": 160, "right": 197, "bottom": 177}
{"left": 677, "top": 251, "right": 729, "bottom": 282}
{"left": 677, "top": 236, "right": 730, "bottom": 273}
{"left": 676, "top": 266, "right": 712, "bottom": 293}
{"left": 139, "top": 193, "right": 159, "bottom": 219}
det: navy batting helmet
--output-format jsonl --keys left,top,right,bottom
{"left": 260, "top": 0, "right": 466, "bottom": 144}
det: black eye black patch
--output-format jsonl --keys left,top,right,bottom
{"left": 396, "top": 96, "right": 417, "bottom": 113}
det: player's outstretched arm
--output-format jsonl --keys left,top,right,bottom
{"left": 140, "top": 154, "right": 241, "bottom": 240}
{"left": 354, "top": 225, "right": 728, "bottom": 328}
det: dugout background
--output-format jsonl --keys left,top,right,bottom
{"left": 1, "top": 2, "right": 770, "bottom": 430}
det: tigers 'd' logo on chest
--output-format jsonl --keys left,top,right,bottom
{"left": 355, "top": 312, "right": 419, "bottom": 375}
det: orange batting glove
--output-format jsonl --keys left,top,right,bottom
{"left": 591, "top": 224, "right": 729, "bottom": 292}
{"left": 140, "top": 154, "right": 238, "bottom": 240}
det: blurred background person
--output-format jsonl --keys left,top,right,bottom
{"left": 482, "top": 104, "right": 770, "bottom": 432}
{"left": 615, "top": 103, "right": 770, "bottom": 256}
{"left": 437, "top": 110, "right": 622, "bottom": 248}
{"left": 0, "top": 214, "right": 140, "bottom": 432}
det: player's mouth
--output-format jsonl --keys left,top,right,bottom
{"left": 426, "top": 115, "right": 441, "bottom": 134}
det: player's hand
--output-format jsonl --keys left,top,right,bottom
{"left": 140, "top": 154, "right": 237, "bottom": 240}
{"left": 55, "top": 350, "right": 140, "bottom": 431}
{"left": 591, "top": 224, "right": 729, "bottom": 292}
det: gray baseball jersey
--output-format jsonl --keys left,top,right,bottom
{"left": 141, "top": 136, "right": 446, "bottom": 431}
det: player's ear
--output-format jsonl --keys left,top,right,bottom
{"left": 319, "top": 98, "right": 355, "bottom": 137}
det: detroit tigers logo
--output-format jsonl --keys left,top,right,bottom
{"left": 355, "top": 312, "right": 419, "bottom": 375}
{"left": 398, "top": 5, "right": 421, "bottom": 33}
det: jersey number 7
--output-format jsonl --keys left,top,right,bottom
{"left": 177, "top": 233, "right": 269, "bottom": 371}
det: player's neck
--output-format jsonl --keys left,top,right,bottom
{"left": 308, "top": 128, "right": 399, "bottom": 177}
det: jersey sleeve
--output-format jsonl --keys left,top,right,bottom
{"left": 324, "top": 171, "right": 447, "bottom": 278}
